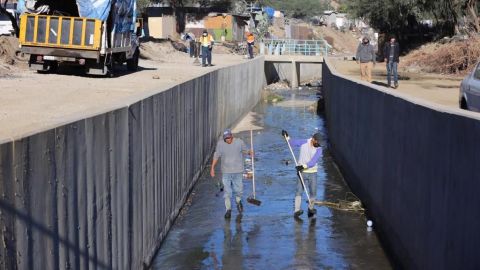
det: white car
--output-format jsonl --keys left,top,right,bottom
{"left": 460, "top": 62, "right": 480, "bottom": 112}
{"left": 0, "top": 8, "right": 16, "bottom": 36}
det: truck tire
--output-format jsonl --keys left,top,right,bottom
{"left": 127, "top": 48, "right": 139, "bottom": 71}
{"left": 37, "top": 61, "right": 58, "bottom": 74}
{"left": 106, "top": 56, "right": 115, "bottom": 77}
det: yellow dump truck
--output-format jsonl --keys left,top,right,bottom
{"left": 17, "top": 0, "right": 140, "bottom": 76}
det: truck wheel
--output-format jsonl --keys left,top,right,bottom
{"left": 37, "top": 61, "right": 58, "bottom": 74}
{"left": 107, "top": 58, "right": 115, "bottom": 77}
{"left": 127, "top": 49, "right": 139, "bottom": 71}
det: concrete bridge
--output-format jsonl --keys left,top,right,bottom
{"left": 264, "top": 55, "right": 324, "bottom": 88}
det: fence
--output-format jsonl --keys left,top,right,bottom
{"left": 260, "top": 39, "right": 331, "bottom": 56}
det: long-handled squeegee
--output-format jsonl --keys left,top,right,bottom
{"left": 283, "top": 134, "right": 313, "bottom": 207}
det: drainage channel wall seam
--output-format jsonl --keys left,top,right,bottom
{"left": 0, "top": 57, "right": 264, "bottom": 269}
{"left": 322, "top": 58, "right": 480, "bottom": 269}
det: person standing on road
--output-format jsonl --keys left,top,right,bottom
{"left": 246, "top": 32, "right": 255, "bottom": 59}
{"left": 355, "top": 36, "right": 376, "bottom": 82}
{"left": 185, "top": 32, "right": 196, "bottom": 58}
{"left": 200, "top": 29, "right": 214, "bottom": 67}
{"left": 211, "top": 129, "right": 251, "bottom": 219}
{"left": 282, "top": 130, "right": 323, "bottom": 219}
{"left": 383, "top": 36, "right": 400, "bottom": 88}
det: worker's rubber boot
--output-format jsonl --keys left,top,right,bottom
{"left": 294, "top": 210, "right": 303, "bottom": 218}
{"left": 224, "top": 210, "right": 232, "bottom": 219}
{"left": 236, "top": 201, "right": 243, "bottom": 213}
{"left": 294, "top": 196, "right": 303, "bottom": 218}
{"left": 224, "top": 197, "right": 232, "bottom": 219}
{"left": 307, "top": 208, "right": 317, "bottom": 218}
{"left": 235, "top": 196, "right": 243, "bottom": 213}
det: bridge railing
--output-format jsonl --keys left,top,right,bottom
{"left": 260, "top": 39, "right": 332, "bottom": 56}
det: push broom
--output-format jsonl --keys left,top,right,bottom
{"left": 247, "top": 130, "right": 261, "bottom": 206}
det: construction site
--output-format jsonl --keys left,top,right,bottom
{"left": 1, "top": 0, "right": 480, "bottom": 269}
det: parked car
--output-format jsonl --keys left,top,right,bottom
{"left": 459, "top": 62, "right": 480, "bottom": 112}
{"left": 0, "top": 5, "right": 16, "bottom": 36}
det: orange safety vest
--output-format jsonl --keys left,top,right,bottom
{"left": 247, "top": 35, "right": 255, "bottom": 43}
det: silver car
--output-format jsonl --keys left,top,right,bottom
{"left": 460, "top": 62, "right": 480, "bottom": 112}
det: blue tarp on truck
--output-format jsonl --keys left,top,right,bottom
{"left": 16, "top": 0, "right": 135, "bottom": 32}
{"left": 76, "top": 0, "right": 112, "bottom": 21}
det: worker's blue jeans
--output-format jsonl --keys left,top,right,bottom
{"left": 248, "top": 44, "right": 254, "bottom": 59}
{"left": 201, "top": 46, "right": 212, "bottom": 65}
{"left": 296, "top": 172, "right": 317, "bottom": 201}
{"left": 387, "top": 61, "right": 398, "bottom": 86}
{"left": 222, "top": 173, "right": 243, "bottom": 200}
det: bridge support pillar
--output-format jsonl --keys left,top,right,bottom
{"left": 291, "top": 60, "right": 299, "bottom": 88}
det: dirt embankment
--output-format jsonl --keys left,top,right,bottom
{"left": 402, "top": 36, "right": 480, "bottom": 75}
{"left": 312, "top": 25, "right": 360, "bottom": 55}
{"left": 139, "top": 39, "right": 189, "bottom": 62}
{"left": 0, "top": 36, "right": 28, "bottom": 77}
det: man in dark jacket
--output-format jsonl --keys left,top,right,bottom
{"left": 383, "top": 36, "right": 400, "bottom": 88}
{"left": 355, "top": 36, "right": 376, "bottom": 82}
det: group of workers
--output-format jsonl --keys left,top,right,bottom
{"left": 210, "top": 129, "right": 322, "bottom": 219}
{"left": 185, "top": 30, "right": 256, "bottom": 67}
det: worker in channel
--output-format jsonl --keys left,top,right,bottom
{"left": 210, "top": 129, "right": 252, "bottom": 219}
{"left": 200, "top": 29, "right": 215, "bottom": 67}
{"left": 282, "top": 130, "right": 323, "bottom": 219}
{"left": 247, "top": 32, "right": 255, "bottom": 59}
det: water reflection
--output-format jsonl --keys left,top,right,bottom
{"left": 221, "top": 215, "right": 244, "bottom": 269}
{"left": 152, "top": 88, "right": 391, "bottom": 269}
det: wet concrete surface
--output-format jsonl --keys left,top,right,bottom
{"left": 152, "top": 89, "right": 392, "bottom": 269}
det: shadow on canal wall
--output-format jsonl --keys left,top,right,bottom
{"left": 0, "top": 58, "right": 264, "bottom": 269}
{"left": 264, "top": 62, "right": 322, "bottom": 85}
{"left": 322, "top": 58, "right": 480, "bottom": 269}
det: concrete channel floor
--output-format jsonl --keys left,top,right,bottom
{"left": 152, "top": 89, "right": 392, "bottom": 269}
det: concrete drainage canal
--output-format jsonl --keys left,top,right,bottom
{"left": 152, "top": 85, "right": 392, "bottom": 269}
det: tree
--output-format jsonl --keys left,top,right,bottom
{"left": 463, "top": 0, "right": 479, "bottom": 32}
{"left": 261, "top": 0, "right": 330, "bottom": 18}
{"left": 347, "top": 0, "right": 479, "bottom": 37}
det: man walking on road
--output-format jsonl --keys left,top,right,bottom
{"left": 356, "top": 37, "right": 376, "bottom": 82}
{"left": 282, "top": 130, "right": 323, "bottom": 219}
{"left": 383, "top": 36, "right": 400, "bottom": 88}
{"left": 200, "top": 29, "right": 214, "bottom": 67}
{"left": 211, "top": 129, "right": 251, "bottom": 219}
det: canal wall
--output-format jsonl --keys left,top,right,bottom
{"left": 0, "top": 58, "right": 264, "bottom": 269}
{"left": 322, "top": 58, "right": 480, "bottom": 269}
{"left": 264, "top": 61, "right": 322, "bottom": 85}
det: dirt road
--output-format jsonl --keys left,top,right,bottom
{"left": 329, "top": 58, "right": 463, "bottom": 108}
{"left": 0, "top": 53, "right": 247, "bottom": 143}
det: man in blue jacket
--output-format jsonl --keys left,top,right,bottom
{"left": 282, "top": 130, "right": 323, "bottom": 218}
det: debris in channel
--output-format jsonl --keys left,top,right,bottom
{"left": 314, "top": 192, "right": 365, "bottom": 213}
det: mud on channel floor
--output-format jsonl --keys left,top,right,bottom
{"left": 152, "top": 87, "right": 392, "bottom": 269}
